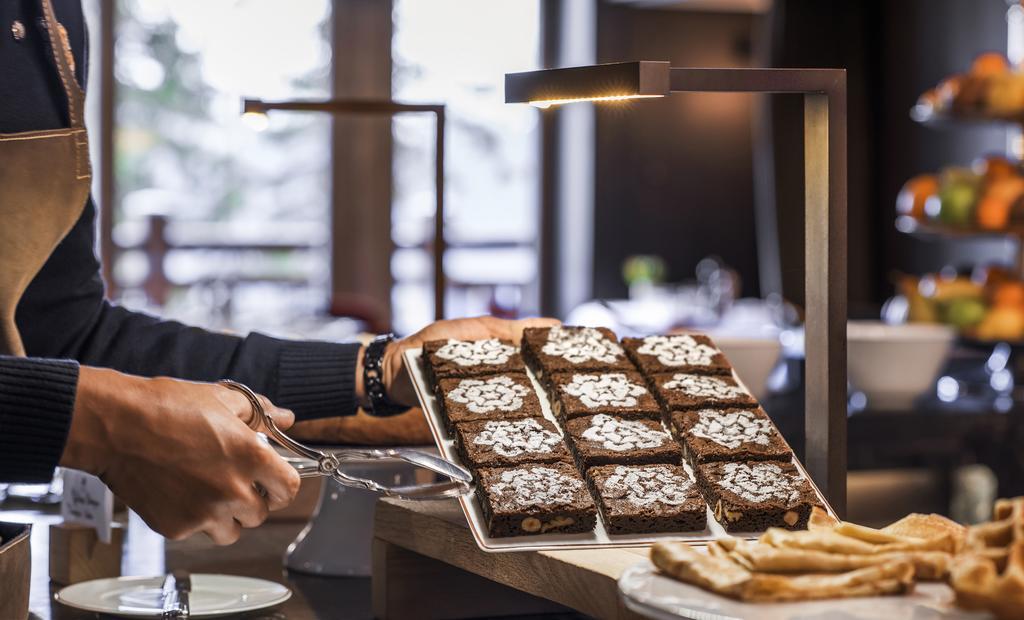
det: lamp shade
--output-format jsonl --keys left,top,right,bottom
{"left": 505, "top": 61, "right": 670, "bottom": 107}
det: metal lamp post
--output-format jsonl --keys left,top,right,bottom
{"left": 505, "top": 61, "right": 848, "bottom": 514}
{"left": 242, "top": 98, "right": 447, "bottom": 322}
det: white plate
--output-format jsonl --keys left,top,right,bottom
{"left": 54, "top": 574, "right": 291, "bottom": 618}
{"left": 404, "top": 347, "right": 838, "bottom": 553}
{"left": 617, "top": 561, "right": 992, "bottom": 620}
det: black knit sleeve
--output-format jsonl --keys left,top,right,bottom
{"left": 0, "top": 356, "right": 78, "bottom": 483}
{"left": 16, "top": 200, "right": 361, "bottom": 422}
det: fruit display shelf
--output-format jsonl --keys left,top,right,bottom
{"left": 912, "top": 51, "right": 1024, "bottom": 145}
{"left": 894, "top": 215, "right": 1024, "bottom": 240}
{"left": 896, "top": 269, "right": 1024, "bottom": 345}
{"left": 910, "top": 103, "right": 1024, "bottom": 129}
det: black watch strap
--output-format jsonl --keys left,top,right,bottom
{"left": 363, "top": 334, "right": 411, "bottom": 417}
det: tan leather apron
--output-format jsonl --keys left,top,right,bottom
{"left": 0, "top": 0, "right": 92, "bottom": 356}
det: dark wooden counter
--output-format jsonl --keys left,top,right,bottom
{"left": 7, "top": 505, "right": 372, "bottom": 620}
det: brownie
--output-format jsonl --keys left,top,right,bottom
{"left": 564, "top": 414, "right": 682, "bottom": 471}
{"left": 587, "top": 464, "right": 707, "bottom": 535}
{"left": 651, "top": 372, "right": 757, "bottom": 411}
{"left": 437, "top": 373, "right": 542, "bottom": 432}
{"left": 669, "top": 407, "right": 792, "bottom": 466}
{"left": 548, "top": 370, "right": 661, "bottom": 422}
{"left": 622, "top": 334, "right": 731, "bottom": 376}
{"left": 476, "top": 463, "right": 597, "bottom": 537}
{"left": 422, "top": 338, "right": 524, "bottom": 386}
{"left": 455, "top": 417, "right": 571, "bottom": 471}
{"left": 695, "top": 460, "right": 819, "bottom": 532}
{"left": 521, "top": 326, "right": 632, "bottom": 384}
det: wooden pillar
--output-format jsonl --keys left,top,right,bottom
{"left": 330, "top": 0, "right": 394, "bottom": 326}
{"left": 94, "top": 0, "right": 117, "bottom": 298}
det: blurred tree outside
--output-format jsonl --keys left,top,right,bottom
{"left": 112, "top": 0, "right": 332, "bottom": 332}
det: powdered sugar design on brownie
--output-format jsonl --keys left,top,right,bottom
{"left": 490, "top": 466, "right": 583, "bottom": 507}
{"left": 563, "top": 373, "right": 646, "bottom": 409}
{"left": 435, "top": 338, "right": 516, "bottom": 367}
{"left": 691, "top": 409, "right": 772, "bottom": 449}
{"left": 449, "top": 376, "right": 531, "bottom": 414}
{"left": 663, "top": 374, "right": 748, "bottom": 399}
{"left": 581, "top": 414, "right": 669, "bottom": 452}
{"left": 717, "top": 462, "right": 802, "bottom": 504}
{"left": 541, "top": 326, "right": 623, "bottom": 364}
{"left": 637, "top": 334, "right": 719, "bottom": 367}
{"left": 603, "top": 465, "right": 693, "bottom": 507}
{"left": 472, "top": 418, "right": 562, "bottom": 458}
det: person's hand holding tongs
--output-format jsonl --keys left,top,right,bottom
{"left": 220, "top": 380, "right": 473, "bottom": 500}
{"left": 230, "top": 316, "right": 558, "bottom": 500}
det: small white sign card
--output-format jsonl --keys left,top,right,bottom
{"left": 61, "top": 469, "right": 114, "bottom": 544}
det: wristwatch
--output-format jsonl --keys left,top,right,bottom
{"left": 363, "top": 333, "right": 411, "bottom": 417}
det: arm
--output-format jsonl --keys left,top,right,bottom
{"left": 16, "top": 199, "right": 361, "bottom": 421}
{"left": 62, "top": 366, "right": 300, "bottom": 544}
{"left": 0, "top": 356, "right": 78, "bottom": 482}
{"left": 16, "top": 200, "right": 557, "bottom": 418}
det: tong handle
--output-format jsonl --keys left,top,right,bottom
{"left": 339, "top": 448, "right": 473, "bottom": 483}
{"left": 219, "top": 380, "right": 472, "bottom": 500}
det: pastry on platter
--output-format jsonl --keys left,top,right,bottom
{"left": 586, "top": 464, "right": 707, "bottom": 534}
{"left": 695, "top": 460, "right": 819, "bottom": 532}
{"left": 951, "top": 496, "right": 1024, "bottom": 620}
{"left": 547, "top": 370, "right": 661, "bottom": 422}
{"left": 475, "top": 462, "right": 597, "bottom": 537}
{"left": 422, "top": 337, "right": 525, "bottom": 384}
{"left": 521, "top": 326, "right": 632, "bottom": 383}
{"left": 711, "top": 536, "right": 950, "bottom": 580}
{"left": 651, "top": 372, "right": 757, "bottom": 411}
{"left": 761, "top": 524, "right": 957, "bottom": 556}
{"left": 621, "top": 333, "right": 732, "bottom": 376}
{"left": 805, "top": 505, "right": 961, "bottom": 553}
{"left": 882, "top": 512, "right": 967, "bottom": 551}
{"left": 454, "top": 417, "right": 571, "bottom": 471}
{"left": 651, "top": 541, "right": 915, "bottom": 603}
{"left": 668, "top": 406, "right": 792, "bottom": 466}
{"left": 951, "top": 542, "right": 1024, "bottom": 620}
{"left": 650, "top": 506, "right": 962, "bottom": 604}
{"left": 436, "top": 372, "right": 542, "bottom": 432}
{"left": 563, "top": 413, "right": 681, "bottom": 470}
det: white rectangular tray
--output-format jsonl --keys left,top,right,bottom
{"left": 404, "top": 347, "right": 838, "bottom": 553}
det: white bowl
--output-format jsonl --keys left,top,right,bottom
{"left": 847, "top": 321, "right": 955, "bottom": 410}
{"left": 706, "top": 334, "right": 782, "bottom": 400}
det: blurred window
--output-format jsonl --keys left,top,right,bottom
{"left": 87, "top": 0, "right": 540, "bottom": 336}
{"left": 109, "top": 0, "right": 332, "bottom": 331}
{"left": 391, "top": 0, "right": 542, "bottom": 334}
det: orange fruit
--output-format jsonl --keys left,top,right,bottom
{"left": 937, "top": 75, "right": 963, "bottom": 101}
{"left": 992, "top": 281, "right": 1024, "bottom": 307}
{"left": 972, "top": 52, "right": 1010, "bottom": 77}
{"left": 976, "top": 305, "right": 1024, "bottom": 341}
{"left": 977, "top": 177, "right": 1024, "bottom": 230}
{"left": 896, "top": 174, "right": 939, "bottom": 219}
{"left": 981, "top": 266, "right": 1016, "bottom": 286}
{"left": 973, "top": 154, "right": 1019, "bottom": 182}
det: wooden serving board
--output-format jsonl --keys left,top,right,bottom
{"left": 372, "top": 500, "right": 982, "bottom": 620}
{"left": 404, "top": 347, "right": 838, "bottom": 553}
{"left": 372, "top": 498, "right": 650, "bottom": 619}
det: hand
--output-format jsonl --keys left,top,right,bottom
{"left": 380, "top": 316, "right": 559, "bottom": 407}
{"left": 61, "top": 367, "right": 301, "bottom": 545}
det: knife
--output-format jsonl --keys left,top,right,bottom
{"left": 172, "top": 569, "right": 191, "bottom": 618}
{"left": 160, "top": 570, "right": 190, "bottom": 618}
{"left": 160, "top": 573, "right": 180, "bottom": 618}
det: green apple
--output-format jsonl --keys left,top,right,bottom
{"left": 938, "top": 167, "right": 980, "bottom": 227}
{"left": 944, "top": 297, "right": 987, "bottom": 329}
{"left": 939, "top": 182, "right": 978, "bottom": 226}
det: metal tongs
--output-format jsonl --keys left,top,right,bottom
{"left": 219, "top": 380, "right": 473, "bottom": 500}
